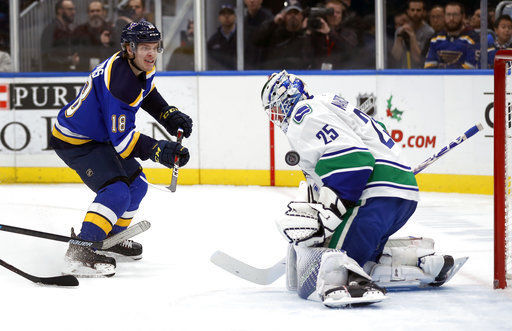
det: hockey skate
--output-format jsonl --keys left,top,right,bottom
{"left": 63, "top": 229, "right": 116, "bottom": 278}
{"left": 99, "top": 234, "right": 143, "bottom": 261}
{"left": 322, "top": 279, "right": 387, "bottom": 308}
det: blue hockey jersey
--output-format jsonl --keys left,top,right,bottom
{"left": 424, "top": 30, "right": 478, "bottom": 69}
{"left": 52, "top": 52, "right": 157, "bottom": 158}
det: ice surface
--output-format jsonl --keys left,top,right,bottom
{"left": 0, "top": 184, "right": 511, "bottom": 331}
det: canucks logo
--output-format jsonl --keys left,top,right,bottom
{"left": 293, "top": 105, "right": 312, "bottom": 124}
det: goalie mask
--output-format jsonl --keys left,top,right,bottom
{"left": 261, "top": 70, "right": 311, "bottom": 130}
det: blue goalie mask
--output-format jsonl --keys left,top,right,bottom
{"left": 261, "top": 70, "right": 311, "bottom": 129}
{"left": 121, "top": 19, "right": 163, "bottom": 53}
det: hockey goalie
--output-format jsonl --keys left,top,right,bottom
{"left": 261, "top": 70, "right": 467, "bottom": 308}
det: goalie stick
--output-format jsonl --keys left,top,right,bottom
{"left": 168, "top": 128, "right": 184, "bottom": 192}
{"left": 413, "top": 123, "right": 483, "bottom": 174}
{"left": 0, "top": 220, "right": 151, "bottom": 250}
{"left": 0, "top": 258, "right": 79, "bottom": 287}
{"left": 210, "top": 251, "right": 285, "bottom": 285}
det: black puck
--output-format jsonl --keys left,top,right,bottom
{"left": 285, "top": 151, "right": 300, "bottom": 166}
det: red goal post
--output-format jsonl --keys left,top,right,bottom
{"left": 494, "top": 49, "right": 512, "bottom": 289}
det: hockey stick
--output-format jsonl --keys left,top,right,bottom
{"left": 167, "top": 128, "right": 184, "bottom": 192}
{"left": 210, "top": 250, "right": 286, "bottom": 285}
{"left": 0, "top": 258, "right": 79, "bottom": 286}
{"left": 0, "top": 220, "right": 151, "bottom": 250}
{"left": 413, "top": 123, "right": 483, "bottom": 174}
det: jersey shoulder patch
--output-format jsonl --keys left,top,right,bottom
{"left": 293, "top": 104, "right": 312, "bottom": 124}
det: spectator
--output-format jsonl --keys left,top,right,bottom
{"left": 207, "top": 4, "right": 237, "bottom": 70}
{"left": 429, "top": 5, "right": 445, "bottom": 34}
{"left": 0, "top": 49, "right": 12, "bottom": 72}
{"left": 469, "top": 8, "right": 481, "bottom": 30}
{"left": 40, "top": 0, "right": 79, "bottom": 71}
{"left": 424, "top": 2, "right": 478, "bottom": 69}
{"left": 73, "top": 1, "right": 115, "bottom": 71}
{"left": 391, "top": 0, "right": 434, "bottom": 68}
{"left": 167, "top": 19, "right": 195, "bottom": 70}
{"left": 253, "top": 3, "right": 312, "bottom": 70}
{"left": 113, "top": 0, "right": 148, "bottom": 47}
{"left": 308, "top": 0, "right": 357, "bottom": 69}
{"left": 488, "top": 15, "right": 512, "bottom": 68}
{"left": 244, "top": 0, "right": 273, "bottom": 69}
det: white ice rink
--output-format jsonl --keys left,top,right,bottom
{"left": 0, "top": 183, "right": 511, "bottom": 331}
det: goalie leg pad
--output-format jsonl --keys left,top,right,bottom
{"left": 295, "top": 246, "right": 372, "bottom": 302}
{"left": 366, "top": 237, "right": 463, "bottom": 288}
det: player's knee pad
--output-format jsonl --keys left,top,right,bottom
{"left": 80, "top": 181, "right": 130, "bottom": 241}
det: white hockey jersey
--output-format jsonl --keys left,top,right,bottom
{"left": 286, "top": 93, "right": 419, "bottom": 203}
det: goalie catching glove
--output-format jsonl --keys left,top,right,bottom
{"left": 276, "top": 186, "right": 347, "bottom": 247}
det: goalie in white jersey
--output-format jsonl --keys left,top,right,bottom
{"left": 261, "top": 71, "right": 461, "bottom": 308}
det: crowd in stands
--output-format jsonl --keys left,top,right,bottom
{"left": 2, "top": 0, "right": 510, "bottom": 72}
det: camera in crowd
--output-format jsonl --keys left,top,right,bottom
{"left": 304, "top": 7, "right": 334, "bottom": 30}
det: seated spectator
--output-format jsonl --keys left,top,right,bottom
{"left": 207, "top": 5, "right": 237, "bottom": 70}
{"left": 429, "top": 5, "right": 445, "bottom": 34}
{"left": 244, "top": 0, "right": 273, "bottom": 69}
{"left": 253, "top": 3, "right": 312, "bottom": 70}
{"left": 73, "top": 1, "right": 115, "bottom": 71}
{"left": 391, "top": 0, "right": 434, "bottom": 68}
{"left": 488, "top": 15, "right": 512, "bottom": 68}
{"left": 424, "top": 2, "right": 478, "bottom": 69}
{"left": 308, "top": 0, "right": 358, "bottom": 69}
{"left": 167, "top": 19, "right": 195, "bottom": 71}
{"left": 41, "top": 0, "right": 79, "bottom": 71}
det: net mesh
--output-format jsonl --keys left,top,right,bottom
{"left": 506, "top": 61, "right": 512, "bottom": 281}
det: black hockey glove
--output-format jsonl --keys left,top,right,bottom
{"left": 149, "top": 140, "right": 190, "bottom": 168}
{"left": 160, "top": 106, "right": 193, "bottom": 138}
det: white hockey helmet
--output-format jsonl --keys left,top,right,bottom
{"left": 261, "top": 70, "right": 311, "bottom": 129}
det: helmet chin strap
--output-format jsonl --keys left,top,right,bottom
{"left": 129, "top": 56, "right": 145, "bottom": 72}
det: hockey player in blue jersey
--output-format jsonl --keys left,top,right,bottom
{"left": 50, "top": 20, "right": 193, "bottom": 277}
{"left": 261, "top": 71, "right": 462, "bottom": 308}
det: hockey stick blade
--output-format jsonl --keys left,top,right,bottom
{"left": 210, "top": 251, "right": 285, "bottom": 285}
{"left": 0, "top": 220, "right": 151, "bottom": 250}
{"left": 167, "top": 128, "right": 184, "bottom": 192}
{"left": 413, "top": 123, "right": 483, "bottom": 174}
{"left": 0, "top": 259, "right": 79, "bottom": 287}
{"left": 101, "top": 220, "right": 151, "bottom": 249}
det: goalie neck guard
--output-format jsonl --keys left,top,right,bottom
{"left": 261, "top": 70, "right": 311, "bottom": 130}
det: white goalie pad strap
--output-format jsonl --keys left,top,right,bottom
{"left": 366, "top": 263, "right": 435, "bottom": 286}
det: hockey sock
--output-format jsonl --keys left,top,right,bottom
{"left": 80, "top": 181, "right": 131, "bottom": 242}
{"left": 110, "top": 175, "right": 147, "bottom": 235}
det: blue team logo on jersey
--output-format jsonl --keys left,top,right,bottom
{"left": 293, "top": 105, "right": 312, "bottom": 124}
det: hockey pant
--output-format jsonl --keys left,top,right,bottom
{"left": 327, "top": 197, "right": 417, "bottom": 266}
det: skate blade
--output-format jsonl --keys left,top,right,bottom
{"left": 323, "top": 292, "right": 388, "bottom": 308}
{"left": 63, "top": 260, "right": 116, "bottom": 278}
{"left": 99, "top": 251, "right": 142, "bottom": 262}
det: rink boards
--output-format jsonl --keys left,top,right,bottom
{"left": 0, "top": 71, "right": 494, "bottom": 194}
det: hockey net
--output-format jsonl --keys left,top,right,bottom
{"left": 494, "top": 50, "right": 512, "bottom": 289}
